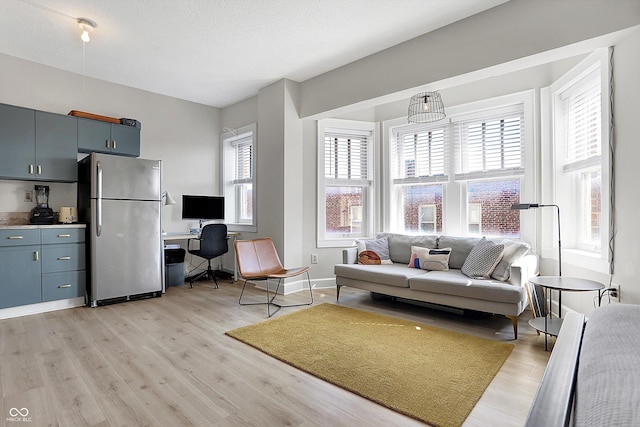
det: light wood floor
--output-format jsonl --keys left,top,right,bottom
{"left": 0, "top": 280, "right": 552, "bottom": 427}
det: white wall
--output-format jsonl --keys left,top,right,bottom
{"left": 299, "top": 0, "right": 640, "bottom": 119}
{"left": 0, "top": 53, "right": 220, "bottom": 236}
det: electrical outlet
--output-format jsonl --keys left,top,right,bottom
{"left": 311, "top": 253, "right": 318, "bottom": 264}
{"left": 610, "top": 283, "right": 620, "bottom": 302}
{"left": 24, "top": 190, "right": 33, "bottom": 202}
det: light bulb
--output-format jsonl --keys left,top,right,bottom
{"left": 422, "top": 96, "right": 430, "bottom": 112}
{"left": 77, "top": 18, "right": 96, "bottom": 43}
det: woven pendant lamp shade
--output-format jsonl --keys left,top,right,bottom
{"left": 407, "top": 91, "right": 446, "bottom": 123}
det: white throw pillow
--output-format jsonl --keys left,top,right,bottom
{"left": 490, "top": 240, "right": 530, "bottom": 281}
{"left": 461, "top": 237, "right": 505, "bottom": 279}
{"left": 408, "top": 246, "right": 452, "bottom": 271}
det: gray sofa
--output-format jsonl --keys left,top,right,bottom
{"left": 526, "top": 304, "right": 640, "bottom": 426}
{"left": 335, "top": 233, "right": 538, "bottom": 339}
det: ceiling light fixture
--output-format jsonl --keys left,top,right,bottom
{"left": 407, "top": 91, "right": 446, "bottom": 123}
{"left": 77, "top": 18, "right": 96, "bottom": 43}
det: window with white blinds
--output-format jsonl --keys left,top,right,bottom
{"left": 222, "top": 123, "right": 257, "bottom": 230}
{"left": 233, "top": 136, "right": 252, "bottom": 184}
{"left": 454, "top": 105, "right": 525, "bottom": 181}
{"left": 562, "top": 69, "right": 601, "bottom": 173}
{"left": 318, "top": 120, "right": 375, "bottom": 246}
{"left": 387, "top": 95, "right": 531, "bottom": 238}
{"left": 552, "top": 56, "right": 608, "bottom": 255}
{"left": 392, "top": 125, "right": 447, "bottom": 183}
{"left": 324, "top": 131, "right": 370, "bottom": 183}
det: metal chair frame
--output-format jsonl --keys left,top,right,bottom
{"left": 235, "top": 238, "right": 313, "bottom": 317}
{"left": 238, "top": 271, "right": 313, "bottom": 317}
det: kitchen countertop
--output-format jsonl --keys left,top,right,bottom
{"left": 0, "top": 223, "right": 86, "bottom": 230}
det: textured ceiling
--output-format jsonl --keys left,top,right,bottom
{"left": 0, "top": 0, "right": 509, "bottom": 108}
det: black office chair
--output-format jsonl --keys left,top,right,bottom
{"left": 187, "top": 223, "right": 228, "bottom": 288}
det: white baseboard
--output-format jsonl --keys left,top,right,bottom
{"left": 0, "top": 297, "right": 85, "bottom": 320}
{"left": 250, "top": 277, "right": 336, "bottom": 295}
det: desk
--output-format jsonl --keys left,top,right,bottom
{"left": 162, "top": 231, "right": 240, "bottom": 281}
{"left": 529, "top": 276, "right": 604, "bottom": 350}
{"left": 162, "top": 232, "right": 198, "bottom": 241}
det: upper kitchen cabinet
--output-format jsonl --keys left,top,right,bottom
{"left": 77, "top": 117, "right": 140, "bottom": 157}
{"left": 0, "top": 103, "right": 35, "bottom": 180}
{"left": 35, "top": 111, "right": 78, "bottom": 181}
{"left": 0, "top": 104, "right": 77, "bottom": 182}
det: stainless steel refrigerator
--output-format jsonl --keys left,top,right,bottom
{"left": 78, "top": 153, "right": 163, "bottom": 307}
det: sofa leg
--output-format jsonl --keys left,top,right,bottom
{"left": 506, "top": 315, "right": 518, "bottom": 339}
{"left": 336, "top": 285, "right": 343, "bottom": 301}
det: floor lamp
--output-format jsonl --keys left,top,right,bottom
{"left": 511, "top": 203, "right": 562, "bottom": 318}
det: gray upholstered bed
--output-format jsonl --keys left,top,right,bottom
{"left": 525, "top": 304, "right": 640, "bottom": 426}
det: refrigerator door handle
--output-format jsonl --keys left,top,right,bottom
{"left": 96, "top": 161, "right": 102, "bottom": 237}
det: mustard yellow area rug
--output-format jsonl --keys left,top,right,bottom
{"left": 226, "top": 303, "right": 514, "bottom": 427}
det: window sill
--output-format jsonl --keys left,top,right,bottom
{"left": 563, "top": 248, "right": 609, "bottom": 275}
{"left": 226, "top": 223, "right": 257, "bottom": 234}
{"left": 317, "top": 239, "right": 359, "bottom": 249}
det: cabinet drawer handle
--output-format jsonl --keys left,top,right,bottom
{"left": 34, "top": 251, "right": 39, "bottom": 261}
{"left": 8, "top": 236, "right": 24, "bottom": 239}
{"left": 57, "top": 256, "right": 72, "bottom": 260}
{"left": 29, "top": 164, "right": 34, "bottom": 174}
{"left": 37, "top": 164, "right": 42, "bottom": 175}
{"left": 57, "top": 234, "right": 71, "bottom": 238}
{"left": 106, "top": 139, "right": 110, "bottom": 148}
{"left": 112, "top": 140, "right": 117, "bottom": 149}
{"left": 58, "top": 284, "right": 72, "bottom": 289}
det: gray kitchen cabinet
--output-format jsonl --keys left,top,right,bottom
{"left": 40, "top": 228, "right": 86, "bottom": 302}
{"left": 0, "top": 103, "right": 36, "bottom": 180}
{"left": 77, "top": 117, "right": 140, "bottom": 157}
{"left": 35, "top": 111, "right": 78, "bottom": 181}
{"left": 0, "top": 229, "right": 42, "bottom": 309}
{"left": 0, "top": 103, "right": 77, "bottom": 182}
{"left": 0, "top": 227, "right": 87, "bottom": 310}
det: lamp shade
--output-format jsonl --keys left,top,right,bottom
{"left": 408, "top": 91, "right": 446, "bottom": 123}
{"left": 163, "top": 191, "right": 176, "bottom": 206}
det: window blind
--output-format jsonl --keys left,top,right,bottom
{"left": 563, "top": 74, "right": 601, "bottom": 173}
{"left": 324, "top": 131, "right": 370, "bottom": 183}
{"left": 392, "top": 125, "right": 448, "bottom": 184}
{"left": 454, "top": 105, "right": 524, "bottom": 181}
{"left": 233, "top": 135, "right": 252, "bottom": 184}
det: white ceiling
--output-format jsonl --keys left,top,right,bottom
{"left": 0, "top": 0, "right": 509, "bottom": 108}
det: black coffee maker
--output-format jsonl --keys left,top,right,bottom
{"left": 30, "top": 185, "right": 55, "bottom": 224}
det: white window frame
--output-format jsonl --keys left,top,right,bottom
{"left": 317, "top": 119, "right": 376, "bottom": 247}
{"left": 384, "top": 91, "right": 535, "bottom": 241}
{"left": 419, "top": 204, "right": 437, "bottom": 233}
{"left": 221, "top": 123, "right": 257, "bottom": 233}
{"left": 468, "top": 203, "right": 482, "bottom": 236}
{"left": 544, "top": 48, "right": 611, "bottom": 273}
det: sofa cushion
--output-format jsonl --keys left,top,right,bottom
{"left": 461, "top": 237, "right": 505, "bottom": 279}
{"left": 408, "top": 246, "right": 451, "bottom": 271}
{"left": 491, "top": 240, "right": 530, "bottom": 281}
{"left": 409, "top": 270, "right": 524, "bottom": 304}
{"left": 436, "top": 236, "right": 481, "bottom": 269}
{"left": 376, "top": 233, "right": 439, "bottom": 264}
{"left": 356, "top": 237, "right": 393, "bottom": 265}
{"left": 334, "top": 263, "right": 425, "bottom": 288}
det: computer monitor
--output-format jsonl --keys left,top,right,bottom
{"left": 182, "top": 195, "right": 225, "bottom": 225}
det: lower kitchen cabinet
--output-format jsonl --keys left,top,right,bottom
{"left": 0, "top": 244, "right": 42, "bottom": 309}
{"left": 42, "top": 271, "right": 86, "bottom": 302}
{"left": 0, "top": 226, "right": 86, "bottom": 310}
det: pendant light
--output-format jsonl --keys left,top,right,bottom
{"left": 407, "top": 91, "right": 446, "bottom": 123}
{"left": 77, "top": 18, "right": 96, "bottom": 43}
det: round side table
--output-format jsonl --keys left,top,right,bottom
{"left": 528, "top": 276, "right": 604, "bottom": 350}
